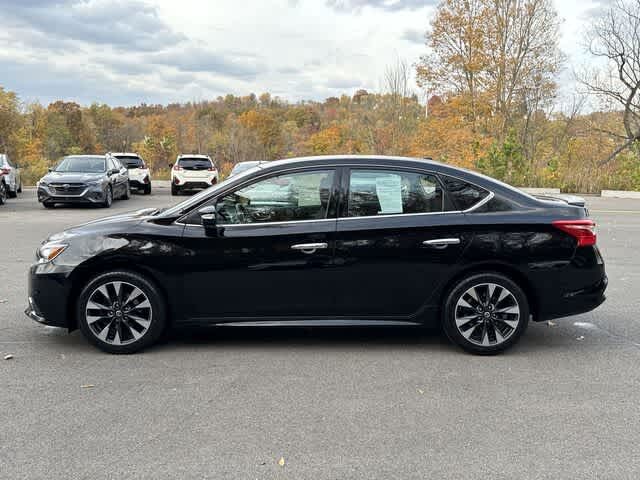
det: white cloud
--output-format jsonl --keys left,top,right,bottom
{"left": 0, "top": 0, "right": 602, "bottom": 106}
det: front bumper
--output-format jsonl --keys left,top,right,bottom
{"left": 25, "top": 264, "right": 73, "bottom": 328}
{"left": 38, "top": 184, "right": 107, "bottom": 204}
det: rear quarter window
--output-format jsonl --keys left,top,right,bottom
{"left": 441, "top": 175, "right": 490, "bottom": 211}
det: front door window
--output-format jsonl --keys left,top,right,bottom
{"left": 217, "top": 170, "right": 335, "bottom": 224}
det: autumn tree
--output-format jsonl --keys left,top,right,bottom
{"left": 579, "top": 0, "right": 640, "bottom": 165}
{"left": 0, "top": 87, "right": 22, "bottom": 154}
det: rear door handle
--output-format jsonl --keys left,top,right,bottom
{"left": 423, "top": 238, "right": 461, "bottom": 249}
{"left": 291, "top": 242, "right": 329, "bottom": 254}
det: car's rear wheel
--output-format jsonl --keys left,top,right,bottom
{"left": 77, "top": 271, "right": 167, "bottom": 354}
{"left": 0, "top": 182, "right": 6, "bottom": 205}
{"left": 442, "top": 273, "right": 529, "bottom": 355}
{"left": 171, "top": 184, "right": 179, "bottom": 196}
{"left": 143, "top": 184, "right": 151, "bottom": 195}
{"left": 7, "top": 184, "right": 17, "bottom": 198}
{"left": 17, "top": 180, "right": 22, "bottom": 193}
{"left": 122, "top": 181, "right": 130, "bottom": 200}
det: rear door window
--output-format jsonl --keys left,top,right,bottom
{"left": 346, "top": 169, "right": 443, "bottom": 217}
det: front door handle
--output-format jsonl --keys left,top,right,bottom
{"left": 423, "top": 238, "right": 461, "bottom": 249}
{"left": 291, "top": 242, "right": 328, "bottom": 254}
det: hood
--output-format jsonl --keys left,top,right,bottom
{"left": 48, "top": 208, "right": 161, "bottom": 242}
{"left": 42, "top": 171, "right": 105, "bottom": 183}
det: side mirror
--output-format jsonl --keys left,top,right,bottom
{"left": 110, "top": 168, "right": 120, "bottom": 175}
{"left": 198, "top": 205, "right": 219, "bottom": 236}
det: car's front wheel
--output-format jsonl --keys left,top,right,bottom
{"left": 0, "top": 182, "right": 6, "bottom": 205}
{"left": 77, "top": 271, "right": 167, "bottom": 354}
{"left": 442, "top": 273, "right": 529, "bottom": 355}
{"left": 102, "top": 186, "right": 113, "bottom": 208}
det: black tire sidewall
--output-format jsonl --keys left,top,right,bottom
{"left": 103, "top": 186, "right": 113, "bottom": 207}
{"left": 443, "top": 273, "right": 529, "bottom": 355}
{"left": 77, "top": 270, "right": 167, "bottom": 354}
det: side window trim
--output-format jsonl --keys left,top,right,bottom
{"left": 340, "top": 166, "right": 448, "bottom": 219}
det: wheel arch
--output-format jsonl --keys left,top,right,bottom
{"left": 66, "top": 258, "right": 175, "bottom": 331}
{"left": 436, "top": 261, "right": 539, "bottom": 322}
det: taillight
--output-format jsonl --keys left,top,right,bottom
{"left": 173, "top": 164, "right": 182, "bottom": 171}
{"left": 0, "top": 167, "right": 10, "bottom": 175}
{"left": 208, "top": 166, "right": 215, "bottom": 171}
{"left": 552, "top": 219, "right": 596, "bottom": 247}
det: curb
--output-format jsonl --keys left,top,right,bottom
{"left": 601, "top": 190, "right": 640, "bottom": 199}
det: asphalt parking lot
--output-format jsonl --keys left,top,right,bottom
{"left": 2, "top": 189, "right": 639, "bottom": 479}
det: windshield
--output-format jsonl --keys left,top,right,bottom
{"left": 160, "top": 165, "right": 263, "bottom": 217}
{"left": 55, "top": 156, "right": 106, "bottom": 173}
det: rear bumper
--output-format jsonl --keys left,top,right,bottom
{"left": 536, "top": 275, "right": 607, "bottom": 321}
{"left": 129, "top": 179, "right": 150, "bottom": 189}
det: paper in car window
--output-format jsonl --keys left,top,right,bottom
{"left": 296, "top": 174, "right": 323, "bottom": 207}
{"left": 375, "top": 173, "right": 403, "bottom": 214}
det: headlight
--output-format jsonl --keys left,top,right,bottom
{"left": 37, "top": 242, "right": 68, "bottom": 263}
{"left": 38, "top": 180, "right": 48, "bottom": 187}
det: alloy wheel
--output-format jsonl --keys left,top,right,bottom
{"left": 454, "top": 282, "right": 521, "bottom": 347}
{"left": 85, "top": 281, "right": 153, "bottom": 346}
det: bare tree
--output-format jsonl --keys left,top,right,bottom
{"left": 579, "top": 0, "right": 640, "bottom": 165}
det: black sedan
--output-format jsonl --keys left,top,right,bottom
{"left": 37, "top": 154, "right": 130, "bottom": 208}
{"left": 26, "top": 156, "right": 607, "bottom": 354}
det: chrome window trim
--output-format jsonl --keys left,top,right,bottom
{"left": 175, "top": 162, "right": 496, "bottom": 227}
{"left": 337, "top": 210, "right": 463, "bottom": 222}
{"left": 462, "top": 190, "right": 494, "bottom": 213}
{"left": 177, "top": 217, "right": 337, "bottom": 229}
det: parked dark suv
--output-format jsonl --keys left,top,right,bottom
{"left": 37, "top": 154, "right": 130, "bottom": 208}
{"left": 26, "top": 155, "right": 606, "bottom": 354}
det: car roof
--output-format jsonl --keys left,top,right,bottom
{"left": 178, "top": 154, "right": 211, "bottom": 159}
{"left": 255, "top": 155, "right": 536, "bottom": 204}
{"left": 110, "top": 152, "right": 140, "bottom": 157}
{"left": 65, "top": 154, "right": 105, "bottom": 159}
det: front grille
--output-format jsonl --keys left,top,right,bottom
{"left": 50, "top": 183, "right": 86, "bottom": 195}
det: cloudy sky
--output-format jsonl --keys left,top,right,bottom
{"left": 0, "top": 0, "right": 607, "bottom": 106}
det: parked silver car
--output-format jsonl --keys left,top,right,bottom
{"left": 0, "top": 153, "right": 22, "bottom": 198}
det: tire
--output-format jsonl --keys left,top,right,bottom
{"left": 77, "top": 270, "right": 167, "bottom": 354}
{"left": 143, "top": 184, "right": 151, "bottom": 195}
{"left": 171, "top": 184, "right": 179, "bottom": 196}
{"left": 442, "top": 273, "right": 529, "bottom": 355}
{"left": 17, "top": 180, "right": 22, "bottom": 193}
{"left": 102, "top": 186, "right": 113, "bottom": 208}
{"left": 122, "top": 181, "right": 130, "bottom": 200}
{"left": 0, "top": 182, "right": 6, "bottom": 205}
{"left": 7, "top": 184, "right": 17, "bottom": 198}
{"left": 43, "top": 202, "right": 55, "bottom": 209}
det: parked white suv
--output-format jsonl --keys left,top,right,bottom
{"left": 171, "top": 154, "right": 218, "bottom": 196}
{"left": 0, "top": 153, "right": 22, "bottom": 198}
{"left": 109, "top": 152, "right": 151, "bottom": 194}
